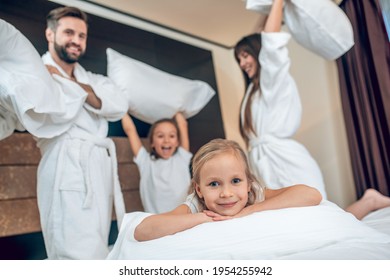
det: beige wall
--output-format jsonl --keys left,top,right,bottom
{"left": 54, "top": 0, "right": 357, "bottom": 208}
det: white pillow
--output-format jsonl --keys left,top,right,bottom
{"left": 107, "top": 201, "right": 390, "bottom": 259}
{"left": 246, "top": 0, "right": 355, "bottom": 60}
{"left": 0, "top": 19, "right": 85, "bottom": 138}
{"left": 106, "top": 48, "right": 215, "bottom": 124}
{"left": 0, "top": 105, "right": 24, "bottom": 140}
{"left": 246, "top": 0, "right": 273, "bottom": 14}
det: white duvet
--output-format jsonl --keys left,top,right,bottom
{"left": 107, "top": 201, "right": 390, "bottom": 260}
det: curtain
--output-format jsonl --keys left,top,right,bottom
{"left": 337, "top": 0, "right": 390, "bottom": 198}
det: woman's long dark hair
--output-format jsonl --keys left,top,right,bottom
{"left": 234, "top": 33, "right": 262, "bottom": 146}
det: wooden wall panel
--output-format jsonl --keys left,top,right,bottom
{"left": 122, "top": 191, "right": 144, "bottom": 213}
{"left": 0, "top": 166, "right": 37, "bottom": 200}
{"left": 0, "top": 133, "right": 41, "bottom": 165}
{"left": 118, "top": 164, "right": 141, "bottom": 192}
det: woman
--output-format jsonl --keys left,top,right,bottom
{"left": 234, "top": 0, "right": 327, "bottom": 198}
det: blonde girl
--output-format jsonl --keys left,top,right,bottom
{"left": 134, "top": 138, "right": 322, "bottom": 241}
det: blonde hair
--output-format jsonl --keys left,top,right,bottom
{"left": 190, "top": 138, "right": 266, "bottom": 211}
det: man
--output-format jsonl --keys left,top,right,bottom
{"left": 37, "top": 6, "right": 128, "bottom": 259}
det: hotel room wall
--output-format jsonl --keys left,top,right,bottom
{"left": 53, "top": 0, "right": 356, "bottom": 208}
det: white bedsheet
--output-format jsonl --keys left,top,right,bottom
{"left": 107, "top": 201, "right": 390, "bottom": 260}
{"left": 362, "top": 206, "right": 390, "bottom": 236}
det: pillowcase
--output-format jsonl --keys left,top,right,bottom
{"left": 362, "top": 206, "right": 390, "bottom": 236}
{"left": 0, "top": 19, "right": 85, "bottom": 138}
{"left": 246, "top": 0, "right": 355, "bottom": 60}
{"left": 246, "top": 0, "right": 273, "bottom": 14}
{"left": 107, "top": 201, "right": 390, "bottom": 260}
{"left": 106, "top": 48, "right": 215, "bottom": 124}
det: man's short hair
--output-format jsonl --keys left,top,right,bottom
{"left": 46, "top": 6, "right": 88, "bottom": 31}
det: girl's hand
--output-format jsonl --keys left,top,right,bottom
{"left": 233, "top": 205, "right": 257, "bottom": 219}
{"left": 203, "top": 210, "right": 233, "bottom": 221}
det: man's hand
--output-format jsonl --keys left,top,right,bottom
{"left": 45, "top": 64, "right": 102, "bottom": 109}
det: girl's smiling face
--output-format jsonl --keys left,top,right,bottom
{"left": 151, "top": 122, "right": 179, "bottom": 159}
{"left": 195, "top": 151, "right": 251, "bottom": 216}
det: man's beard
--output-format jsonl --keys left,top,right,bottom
{"left": 54, "top": 41, "right": 85, "bottom": 64}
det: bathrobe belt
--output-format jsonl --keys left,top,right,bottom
{"left": 249, "top": 135, "right": 279, "bottom": 150}
{"left": 79, "top": 136, "right": 125, "bottom": 230}
{"left": 39, "top": 133, "right": 126, "bottom": 230}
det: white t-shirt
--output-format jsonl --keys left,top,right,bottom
{"left": 134, "top": 146, "right": 193, "bottom": 213}
{"left": 183, "top": 193, "right": 200, "bottom": 213}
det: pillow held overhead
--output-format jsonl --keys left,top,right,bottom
{"left": 246, "top": 0, "right": 355, "bottom": 60}
{"left": 0, "top": 19, "right": 85, "bottom": 138}
{"left": 106, "top": 48, "right": 215, "bottom": 124}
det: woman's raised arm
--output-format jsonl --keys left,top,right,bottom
{"left": 263, "top": 0, "right": 284, "bottom": 33}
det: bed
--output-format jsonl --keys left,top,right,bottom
{"left": 107, "top": 201, "right": 390, "bottom": 260}
{"left": 2, "top": 132, "right": 389, "bottom": 259}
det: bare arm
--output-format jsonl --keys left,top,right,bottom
{"left": 263, "top": 0, "right": 284, "bottom": 33}
{"left": 121, "top": 113, "right": 142, "bottom": 157}
{"left": 174, "top": 112, "right": 190, "bottom": 151}
{"left": 134, "top": 204, "right": 212, "bottom": 241}
{"left": 240, "top": 184, "right": 322, "bottom": 217}
{"left": 210, "top": 184, "right": 322, "bottom": 221}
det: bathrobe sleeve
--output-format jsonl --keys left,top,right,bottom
{"left": 75, "top": 67, "right": 128, "bottom": 122}
{"left": 258, "top": 32, "right": 302, "bottom": 137}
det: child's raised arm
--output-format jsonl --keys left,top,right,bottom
{"left": 121, "top": 113, "right": 142, "bottom": 157}
{"left": 174, "top": 112, "right": 190, "bottom": 151}
{"left": 134, "top": 204, "right": 212, "bottom": 241}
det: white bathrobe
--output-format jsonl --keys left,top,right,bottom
{"left": 37, "top": 52, "right": 128, "bottom": 259}
{"left": 0, "top": 19, "right": 87, "bottom": 140}
{"left": 242, "top": 32, "right": 327, "bottom": 198}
